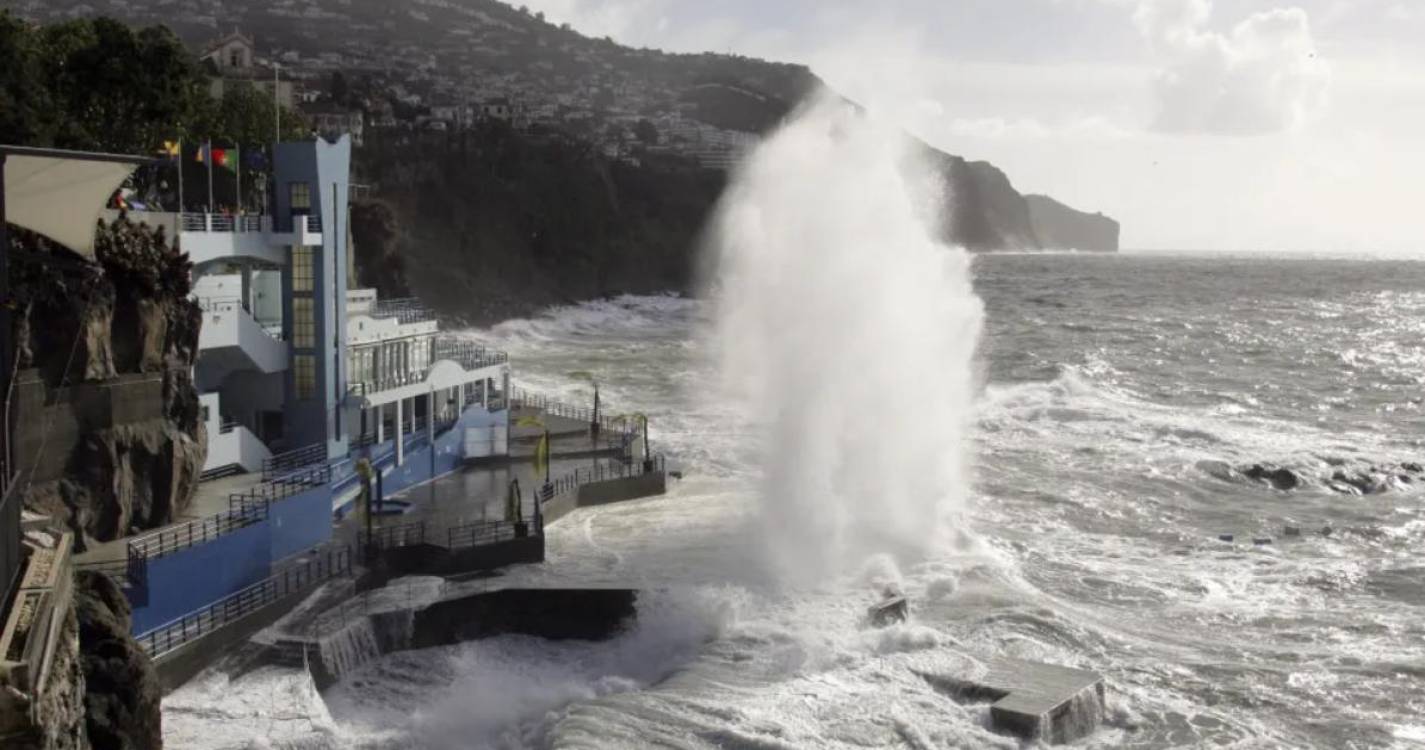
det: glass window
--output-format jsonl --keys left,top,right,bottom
{"left": 289, "top": 182, "right": 311, "bottom": 211}
{"left": 294, "top": 355, "right": 316, "bottom": 400}
{"left": 293, "top": 297, "right": 315, "bottom": 348}
{"left": 292, "top": 247, "right": 314, "bottom": 292}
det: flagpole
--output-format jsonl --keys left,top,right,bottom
{"left": 236, "top": 145, "right": 242, "bottom": 215}
{"left": 205, "top": 140, "right": 214, "bottom": 213}
{"left": 177, "top": 140, "right": 184, "bottom": 218}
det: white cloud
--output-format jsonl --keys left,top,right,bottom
{"left": 1130, "top": 0, "right": 1331, "bottom": 134}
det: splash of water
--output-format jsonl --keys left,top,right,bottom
{"left": 706, "top": 95, "right": 984, "bottom": 587}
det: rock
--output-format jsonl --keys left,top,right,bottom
{"left": 75, "top": 571, "right": 163, "bottom": 750}
{"left": 1402, "top": 462, "right": 1422, "bottom": 474}
{"left": 1217, "top": 534, "right": 1234, "bottom": 543}
{"left": 1283, "top": 526, "right": 1302, "bottom": 537}
{"left": 1253, "top": 538, "right": 1273, "bottom": 546}
{"left": 868, "top": 594, "right": 909, "bottom": 627}
{"left": 1241, "top": 464, "right": 1300, "bottom": 491}
{"left": 11, "top": 218, "right": 203, "bottom": 546}
{"left": 1330, "top": 471, "right": 1379, "bottom": 495}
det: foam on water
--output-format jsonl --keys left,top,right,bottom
{"left": 705, "top": 94, "right": 983, "bottom": 587}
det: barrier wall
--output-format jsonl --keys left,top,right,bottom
{"left": 269, "top": 485, "right": 335, "bottom": 561}
{"left": 130, "top": 483, "right": 333, "bottom": 634}
{"left": 133, "top": 521, "right": 271, "bottom": 634}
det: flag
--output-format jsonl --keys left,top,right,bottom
{"left": 243, "top": 149, "right": 268, "bottom": 171}
{"left": 160, "top": 140, "right": 180, "bottom": 160}
{"left": 194, "top": 143, "right": 208, "bottom": 163}
{"left": 213, "top": 147, "right": 234, "bottom": 169}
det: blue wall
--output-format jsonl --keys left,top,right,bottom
{"left": 130, "top": 483, "right": 333, "bottom": 635}
{"left": 132, "top": 521, "right": 271, "bottom": 634}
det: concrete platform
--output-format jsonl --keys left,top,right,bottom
{"left": 917, "top": 657, "right": 1105, "bottom": 744}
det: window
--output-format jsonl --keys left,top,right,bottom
{"left": 289, "top": 182, "right": 311, "bottom": 211}
{"left": 201, "top": 405, "right": 211, "bottom": 424}
{"left": 292, "top": 247, "right": 314, "bottom": 292}
{"left": 294, "top": 355, "right": 316, "bottom": 400}
{"left": 229, "top": 50, "right": 242, "bottom": 69}
{"left": 293, "top": 297, "right": 315, "bottom": 348}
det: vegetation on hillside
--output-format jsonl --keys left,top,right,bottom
{"left": 0, "top": 11, "right": 306, "bottom": 155}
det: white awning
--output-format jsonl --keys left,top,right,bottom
{"left": 3, "top": 147, "right": 150, "bottom": 257}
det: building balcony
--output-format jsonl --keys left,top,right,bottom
{"left": 111, "top": 210, "right": 323, "bottom": 267}
{"left": 346, "top": 341, "right": 509, "bottom": 407}
{"left": 197, "top": 297, "right": 289, "bottom": 377}
{"left": 203, "top": 419, "right": 273, "bottom": 475}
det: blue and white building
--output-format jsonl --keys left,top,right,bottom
{"left": 119, "top": 136, "right": 515, "bottom": 637}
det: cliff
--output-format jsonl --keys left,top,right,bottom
{"left": 9, "top": 216, "right": 205, "bottom": 549}
{"left": 74, "top": 571, "right": 164, "bottom": 750}
{"left": 1025, "top": 194, "right": 1120, "bottom": 252}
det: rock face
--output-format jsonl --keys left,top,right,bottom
{"left": 9, "top": 217, "right": 204, "bottom": 548}
{"left": 74, "top": 571, "right": 162, "bottom": 750}
{"left": 1025, "top": 194, "right": 1120, "bottom": 252}
{"left": 2, "top": 606, "right": 90, "bottom": 750}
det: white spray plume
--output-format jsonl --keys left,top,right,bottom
{"left": 706, "top": 93, "right": 983, "bottom": 589}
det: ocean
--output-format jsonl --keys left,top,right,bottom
{"left": 164, "top": 252, "right": 1425, "bottom": 749}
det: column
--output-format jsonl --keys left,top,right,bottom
{"left": 480, "top": 378, "right": 488, "bottom": 408}
{"left": 395, "top": 396, "right": 404, "bottom": 466}
{"left": 240, "top": 261, "right": 252, "bottom": 313}
{"left": 375, "top": 402, "right": 383, "bottom": 444}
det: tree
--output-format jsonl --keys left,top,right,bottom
{"left": 0, "top": 12, "right": 57, "bottom": 146}
{"left": 330, "top": 70, "right": 349, "bottom": 106}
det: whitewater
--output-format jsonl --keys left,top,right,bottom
{"left": 163, "top": 108, "right": 1425, "bottom": 747}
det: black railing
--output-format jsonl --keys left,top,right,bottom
{"left": 540, "top": 455, "right": 666, "bottom": 504}
{"left": 229, "top": 464, "right": 332, "bottom": 514}
{"left": 358, "top": 520, "right": 426, "bottom": 553}
{"left": 127, "top": 504, "right": 267, "bottom": 561}
{"left": 262, "top": 443, "right": 327, "bottom": 481}
{"left": 432, "top": 339, "right": 509, "bottom": 371}
{"left": 510, "top": 386, "right": 627, "bottom": 434}
{"left": 446, "top": 519, "right": 528, "bottom": 549}
{"left": 134, "top": 546, "right": 352, "bottom": 658}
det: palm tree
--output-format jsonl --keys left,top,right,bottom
{"left": 568, "top": 370, "right": 600, "bottom": 438}
{"left": 516, "top": 415, "right": 552, "bottom": 487}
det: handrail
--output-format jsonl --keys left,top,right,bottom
{"left": 262, "top": 443, "right": 327, "bottom": 481}
{"left": 134, "top": 546, "right": 352, "bottom": 658}
{"left": 369, "top": 298, "right": 435, "bottom": 325}
{"left": 126, "top": 504, "right": 266, "bottom": 561}
{"left": 229, "top": 464, "right": 332, "bottom": 514}
{"left": 358, "top": 520, "right": 425, "bottom": 552}
{"left": 446, "top": 519, "right": 525, "bottom": 550}
{"left": 348, "top": 341, "right": 508, "bottom": 398}
{"left": 509, "top": 386, "right": 626, "bottom": 434}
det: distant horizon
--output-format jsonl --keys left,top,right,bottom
{"left": 521, "top": 0, "right": 1424, "bottom": 256}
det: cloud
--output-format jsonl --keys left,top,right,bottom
{"left": 515, "top": 0, "right": 670, "bottom": 42}
{"left": 1130, "top": 0, "right": 1330, "bottom": 134}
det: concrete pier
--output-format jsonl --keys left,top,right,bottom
{"left": 918, "top": 657, "right": 1105, "bottom": 744}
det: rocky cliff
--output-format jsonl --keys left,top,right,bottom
{"left": 74, "top": 571, "right": 163, "bottom": 750}
{"left": 9, "top": 216, "right": 205, "bottom": 548}
{"left": 1025, "top": 194, "right": 1120, "bottom": 252}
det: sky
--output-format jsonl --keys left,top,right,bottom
{"left": 517, "top": 0, "right": 1425, "bottom": 252}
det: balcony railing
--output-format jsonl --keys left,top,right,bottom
{"left": 127, "top": 505, "right": 267, "bottom": 561}
{"left": 347, "top": 340, "right": 508, "bottom": 399}
{"left": 262, "top": 443, "right": 327, "bottom": 481}
{"left": 178, "top": 212, "right": 322, "bottom": 235}
{"left": 228, "top": 464, "right": 332, "bottom": 514}
{"left": 369, "top": 298, "right": 436, "bottom": 325}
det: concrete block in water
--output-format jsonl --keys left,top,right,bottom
{"left": 919, "top": 657, "right": 1105, "bottom": 744}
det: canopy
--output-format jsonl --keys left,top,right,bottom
{"left": 2, "top": 146, "right": 153, "bottom": 257}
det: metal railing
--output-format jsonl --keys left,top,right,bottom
{"left": 126, "top": 504, "right": 266, "bottom": 561}
{"left": 195, "top": 295, "right": 243, "bottom": 313}
{"left": 229, "top": 464, "right": 332, "bottom": 514}
{"left": 73, "top": 558, "right": 132, "bottom": 585}
{"left": 540, "top": 454, "right": 666, "bottom": 504}
{"left": 134, "top": 546, "right": 352, "bottom": 658}
{"left": 370, "top": 298, "right": 436, "bottom": 325}
{"left": 446, "top": 518, "right": 532, "bottom": 550}
{"left": 262, "top": 443, "right": 327, "bottom": 481}
{"left": 347, "top": 341, "right": 508, "bottom": 399}
{"left": 510, "top": 386, "right": 626, "bottom": 434}
{"left": 358, "top": 520, "right": 425, "bottom": 553}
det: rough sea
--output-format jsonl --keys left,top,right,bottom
{"left": 164, "top": 252, "right": 1425, "bottom": 749}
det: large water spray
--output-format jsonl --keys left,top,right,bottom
{"left": 707, "top": 95, "right": 984, "bottom": 587}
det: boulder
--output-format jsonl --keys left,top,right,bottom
{"left": 1240, "top": 464, "right": 1300, "bottom": 491}
{"left": 75, "top": 572, "right": 162, "bottom": 750}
